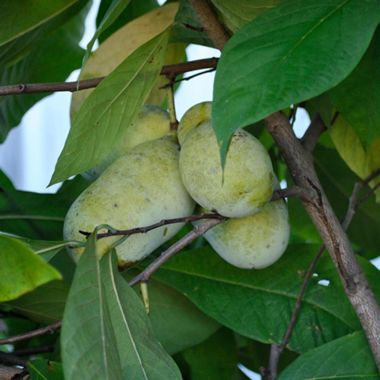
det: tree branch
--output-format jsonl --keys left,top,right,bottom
{"left": 0, "top": 58, "right": 219, "bottom": 96}
{"left": 188, "top": 0, "right": 230, "bottom": 50}
{"left": 79, "top": 212, "right": 225, "bottom": 239}
{"left": 301, "top": 114, "right": 326, "bottom": 152}
{"left": 0, "top": 321, "right": 61, "bottom": 345}
{"left": 128, "top": 218, "right": 224, "bottom": 286}
{"left": 266, "top": 169, "right": 380, "bottom": 378}
{"left": 265, "top": 111, "right": 380, "bottom": 371}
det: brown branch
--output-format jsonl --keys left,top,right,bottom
{"left": 0, "top": 321, "right": 61, "bottom": 346}
{"left": 301, "top": 114, "right": 326, "bottom": 152}
{"left": 128, "top": 218, "right": 224, "bottom": 286}
{"left": 266, "top": 244, "right": 325, "bottom": 380}
{"left": 0, "top": 58, "right": 219, "bottom": 96}
{"left": 265, "top": 111, "right": 380, "bottom": 371}
{"left": 11, "top": 345, "right": 55, "bottom": 357}
{"left": 267, "top": 169, "right": 380, "bottom": 378}
{"left": 79, "top": 212, "right": 225, "bottom": 239}
{"left": 271, "top": 186, "right": 313, "bottom": 203}
{"left": 188, "top": 0, "right": 230, "bottom": 50}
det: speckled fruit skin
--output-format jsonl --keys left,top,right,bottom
{"left": 64, "top": 136, "right": 195, "bottom": 266}
{"left": 84, "top": 105, "right": 171, "bottom": 180}
{"left": 179, "top": 102, "right": 275, "bottom": 217}
{"left": 204, "top": 200, "right": 290, "bottom": 269}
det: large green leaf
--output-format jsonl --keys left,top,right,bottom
{"left": 135, "top": 279, "right": 220, "bottom": 354}
{"left": 51, "top": 30, "right": 170, "bottom": 184}
{"left": 6, "top": 280, "right": 69, "bottom": 324}
{"left": 83, "top": 0, "right": 132, "bottom": 65}
{"left": 61, "top": 234, "right": 123, "bottom": 379}
{"left": 278, "top": 332, "right": 379, "bottom": 380}
{"left": 102, "top": 253, "right": 182, "bottom": 379}
{"left": 0, "top": 235, "right": 62, "bottom": 302}
{"left": 211, "top": 0, "right": 281, "bottom": 32}
{"left": 181, "top": 328, "right": 239, "bottom": 380}
{"left": 314, "top": 145, "right": 380, "bottom": 258}
{"left": 154, "top": 245, "right": 360, "bottom": 353}
{"left": 96, "top": 0, "right": 158, "bottom": 43}
{"left": 0, "top": 1, "right": 86, "bottom": 68}
{"left": 329, "top": 27, "right": 380, "bottom": 147}
{"left": 0, "top": 1, "right": 75, "bottom": 46}
{"left": 61, "top": 235, "right": 181, "bottom": 379}
{"left": 0, "top": 171, "right": 88, "bottom": 240}
{"left": 0, "top": 4, "right": 87, "bottom": 143}
{"left": 212, "top": 0, "right": 380, "bottom": 161}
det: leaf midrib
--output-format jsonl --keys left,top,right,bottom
{"left": 107, "top": 254, "right": 148, "bottom": 380}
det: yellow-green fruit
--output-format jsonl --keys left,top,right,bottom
{"left": 64, "top": 136, "right": 195, "bottom": 266}
{"left": 84, "top": 105, "right": 171, "bottom": 180}
{"left": 204, "top": 200, "right": 290, "bottom": 269}
{"left": 179, "top": 102, "right": 275, "bottom": 217}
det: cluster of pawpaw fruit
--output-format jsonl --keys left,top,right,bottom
{"left": 64, "top": 102, "right": 289, "bottom": 269}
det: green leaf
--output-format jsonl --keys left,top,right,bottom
{"left": 51, "top": 29, "right": 170, "bottom": 184}
{"left": 0, "top": 3, "right": 87, "bottom": 142}
{"left": 213, "top": 0, "right": 380, "bottom": 163}
{"left": 0, "top": 1, "right": 86, "bottom": 68}
{"left": 0, "top": 1, "right": 75, "bottom": 46}
{"left": 329, "top": 27, "right": 380, "bottom": 147}
{"left": 211, "top": 0, "right": 281, "bottom": 32}
{"left": 83, "top": 0, "right": 132, "bottom": 65}
{"left": 102, "top": 253, "right": 182, "bottom": 379}
{"left": 28, "top": 359, "right": 64, "bottom": 380}
{"left": 181, "top": 328, "right": 238, "bottom": 380}
{"left": 7, "top": 280, "right": 69, "bottom": 324}
{"left": 61, "top": 234, "right": 123, "bottom": 379}
{"left": 0, "top": 171, "right": 88, "bottom": 240}
{"left": 314, "top": 145, "right": 380, "bottom": 258}
{"left": 154, "top": 245, "right": 359, "bottom": 353}
{"left": 171, "top": 0, "right": 213, "bottom": 46}
{"left": 71, "top": 3, "right": 179, "bottom": 119}
{"left": 278, "top": 332, "right": 379, "bottom": 380}
{"left": 0, "top": 235, "right": 62, "bottom": 302}
{"left": 132, "top": 278, "right": 220, "bottom": 354}
{"left": 96, "top": 0, "right": 159, "bottom": 43}
{"left": 61, "top": 235, "right": 181, "bottom": 379}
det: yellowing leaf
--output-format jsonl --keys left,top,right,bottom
{"left": 71, "top": 2, "right": 179, "bottom": 118}
{"left": 330, "top": 115, "right": 380, "bottom": 201}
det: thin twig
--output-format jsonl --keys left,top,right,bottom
{"left": 301, "top": 114, "right": 326, "bottom": 152}
{"left": 128, "top": 218, "right": 224, "bottom": 286}
{"left": 160, "top": 68, "right": 216, "bottom": 89}
{"left": 79, "top": 212, "right": 225, "bottom": 239}
{"left": 166, "top": 75, "right": 179, "bottom": 130}
{"left": 271, "top": 186, "right": 312, "bottom": 203}
{"left": 0, "top": 58, "right": 219, "bottom": 96}
{"left": 267, "top": 167, "right": 380, "bottom": 379}
{"left": 0, "top": 321, "right": 61, "bottom": 346}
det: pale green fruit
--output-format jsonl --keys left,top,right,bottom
{"left": 204, "top": 199, "right": 290, "bottom": 269}
{"left": 179, "top": 102, "right": 275, "bottom": 217}
{"left": 64, "top": 136, "right": 195, "bottom": 266}
{"left": 84, "top": 105, "right": 171, "bottom": 180}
